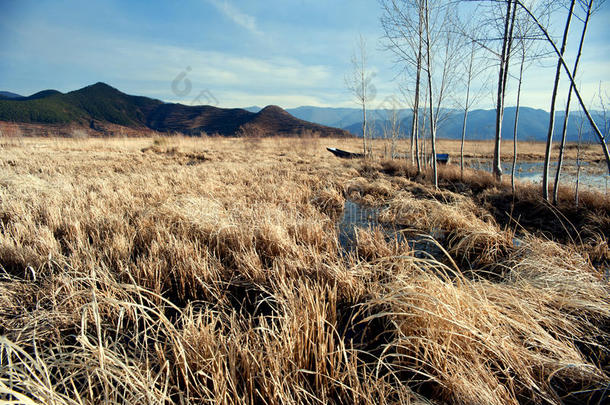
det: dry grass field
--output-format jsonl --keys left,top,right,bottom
{"left": 434, "top": 138, "right": 606, "bottom": 162}
{"left": 0, "top": 135, "right": 609, "bottom": 404}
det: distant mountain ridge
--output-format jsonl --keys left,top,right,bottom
{"left": 280, "top": 105, "right": 606, "bottom": 143}
{"left": 0, "top": 91, "right": 25, "bottom": 100}
{"left": 0, "top": 83, "right": 350, "bottom": 137}
{"left": 2, "top": 83, "right": 604, "bottom": 141}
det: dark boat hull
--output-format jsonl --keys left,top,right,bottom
{"left": 327, "top": 147, "right": 363, "bottom": 159}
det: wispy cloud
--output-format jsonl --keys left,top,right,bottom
{"left": 0, "top": 22, "right": 340, "bottom": 107}
{"left": 206, "top": 0, "right": 262, "bottom": 35}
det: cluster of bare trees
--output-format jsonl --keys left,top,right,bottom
{"left": 542, "top": 0, "right": 606, "bottom": 203}
{"left": 356, "top": 0, "right": 610, "bottom": 197}
{"left": 379, "top": 0, "right": 461, "bottom": 188}
{"left": 458, "top": 0, "right": 550, "bottom": 190}
{"left": 378, "top": 95, "right": 402, "bottom": 159}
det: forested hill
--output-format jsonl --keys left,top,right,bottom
{"left": 0, "top": 83, "right": 350, "bottom": 137}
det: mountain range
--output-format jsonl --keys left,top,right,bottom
{"left": 246, "top": 106, "right": 606, "bottom": 143}
{"left": 0, "top": 83, "right": 350, "bottom": 137}
{"left": 1, "top": 83, "right": 605, "bottom": 142}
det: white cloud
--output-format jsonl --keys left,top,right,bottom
{"left": 0, "top": 22, "right": 338, "bottom": 107}
{"left": 206, "top": 0, "right": 262, "bottom": 36}
{"left": 125, "top": 45, "right": 334, "bottom": 96}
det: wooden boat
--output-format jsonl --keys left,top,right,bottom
{"left": 327, "top": 148, "right": 449, "bottom": 163}
{"left": 326, "top": 147, "right": 364, "bottom": 159}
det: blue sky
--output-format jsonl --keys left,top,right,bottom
{"left": 0, "top": 0, "right": 608, "bottom": 110}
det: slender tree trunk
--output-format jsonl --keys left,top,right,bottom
{"left": 460, "top": 45, "right": 474, "bottom": 180}
{"left": 414, "top": 115, "right": 421, "bottom": 169}
{"left": 412, "top": 101, "right": 420, "bottom": 169}
{"left": 412, "top": 10, "right": 424, "bottom": 172}
{"left": 575, "top": 118, "right": 583, "bottom": 207}
{"left": 553, "top": 0, "right": 592, "bottom": 205}
{"left": 391, "top": 109, "right": 397, "bottom": 159}
{"left": 424, "top": 0, "right": 437, "bottom": 188}
{"left": 493, "top": 0, "right": 516, "bottom": 183}
{"left": 511, "top": 48, "right": 525, "bottom": 193}
{"left": 502, "top": 1, "right": 517, "bottom": 113}
{"left": 421, "top": 82, "right": 429, "bottom": 168}
{"left": 433, "top": 34, "right": 451, "bottom": 128}
{"left": 409, "top": 117, "right": 414, "bottom": 162}
{"left": 360, "top": 45, "right": 368, "bottom": 159}
{"left": 542, "top": 0, "right": 575, "bottom": 200}
{"left": 460, "top": 106, "right": 469, "bottom": 180}
{"left": 362, "top": 103, "right": 367, "bottom": 157}
{"left": 421, "top": 108, "right": 426, "bottom": 166}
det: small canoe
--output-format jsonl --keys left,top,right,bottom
{"left": 327, "top": 147, "right": 364, "bottom": 159}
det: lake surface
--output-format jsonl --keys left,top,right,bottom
{"left": 467, "top": 160, "right": 609, "bottom": 192}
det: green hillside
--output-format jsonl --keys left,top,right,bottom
{"left": 0, "top": 92, "right": 83, "bottom": 123}
{"left": 0, "top": 82, "right": 162, "bottom": 126}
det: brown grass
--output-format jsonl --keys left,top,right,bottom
{"left": 0, "top": 136, "right": 608, "bottom": 404}
{"left": 308, "top": 136, "right": 606, "bottom": 162}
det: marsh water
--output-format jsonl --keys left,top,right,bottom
{"left": 467, "top": 160, "right": 609, "bottom": 192}
{"left": 338, "top": 200, "right": 610, "bottom": 282}
{"left": 337, "top": 200, "right": 445, "bottom": 258}
{"left": 337, "top": 200, "right": 382, "bottom": 251}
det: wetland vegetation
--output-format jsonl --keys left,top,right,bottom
{"left": 1, "top": 136, "right": 608, "bottom": 404}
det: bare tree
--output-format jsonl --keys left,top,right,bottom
{"left": 381, "top": 0, "right": 425, "bottom": 170}
{"left": 541, "top": 0, "right": 576, "bottom": 200}
{"left": 455, "top": 0, "right": 550, "bottom": 183}
{"left": 460, "top": 42, "right": 476, "bottom": 179}
{"left": 376, "top": 95, "right": 403, "bottom": 158}
{"left": 514, "top": 0, "right": 610, "bottom": 175}
{"left": 552, "top": 0, "right": 597, "bottom": 204}
{"left": 423, "top": 0, "right": 438, "bottom": 187}
{"left": 509, "top": 2, "right": 546, "bottom": 192}
{"left": 381, "top": 0, "right": 459, "bottom": 187}
{"left": 412, "top": 33, "right": 423, "bottom": 169}
{"left": 455, "top": 39, "right": 490, "bottom": 179}
{"left": 492, "top": 0, "right": 518, "bottom": 182}
{"left": 388, "top": 100, "right": 402, "bottom": 158}
{"left": 419, "top": 1, "right": 461, "bottom": 187}
{"left": 346, "top": 34, "right": 376, "bottom": 158}
{"left": 420, "top": 81, "right": 430, "bottom": 165}
{"left": 427, "top": 2, "right": 461, "bottom": 187}
{"left": 398, "top": 84, "right": 422, "bottom": 167}
{"left": 511, "top": 41, "right": 526, "bottom": 193}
